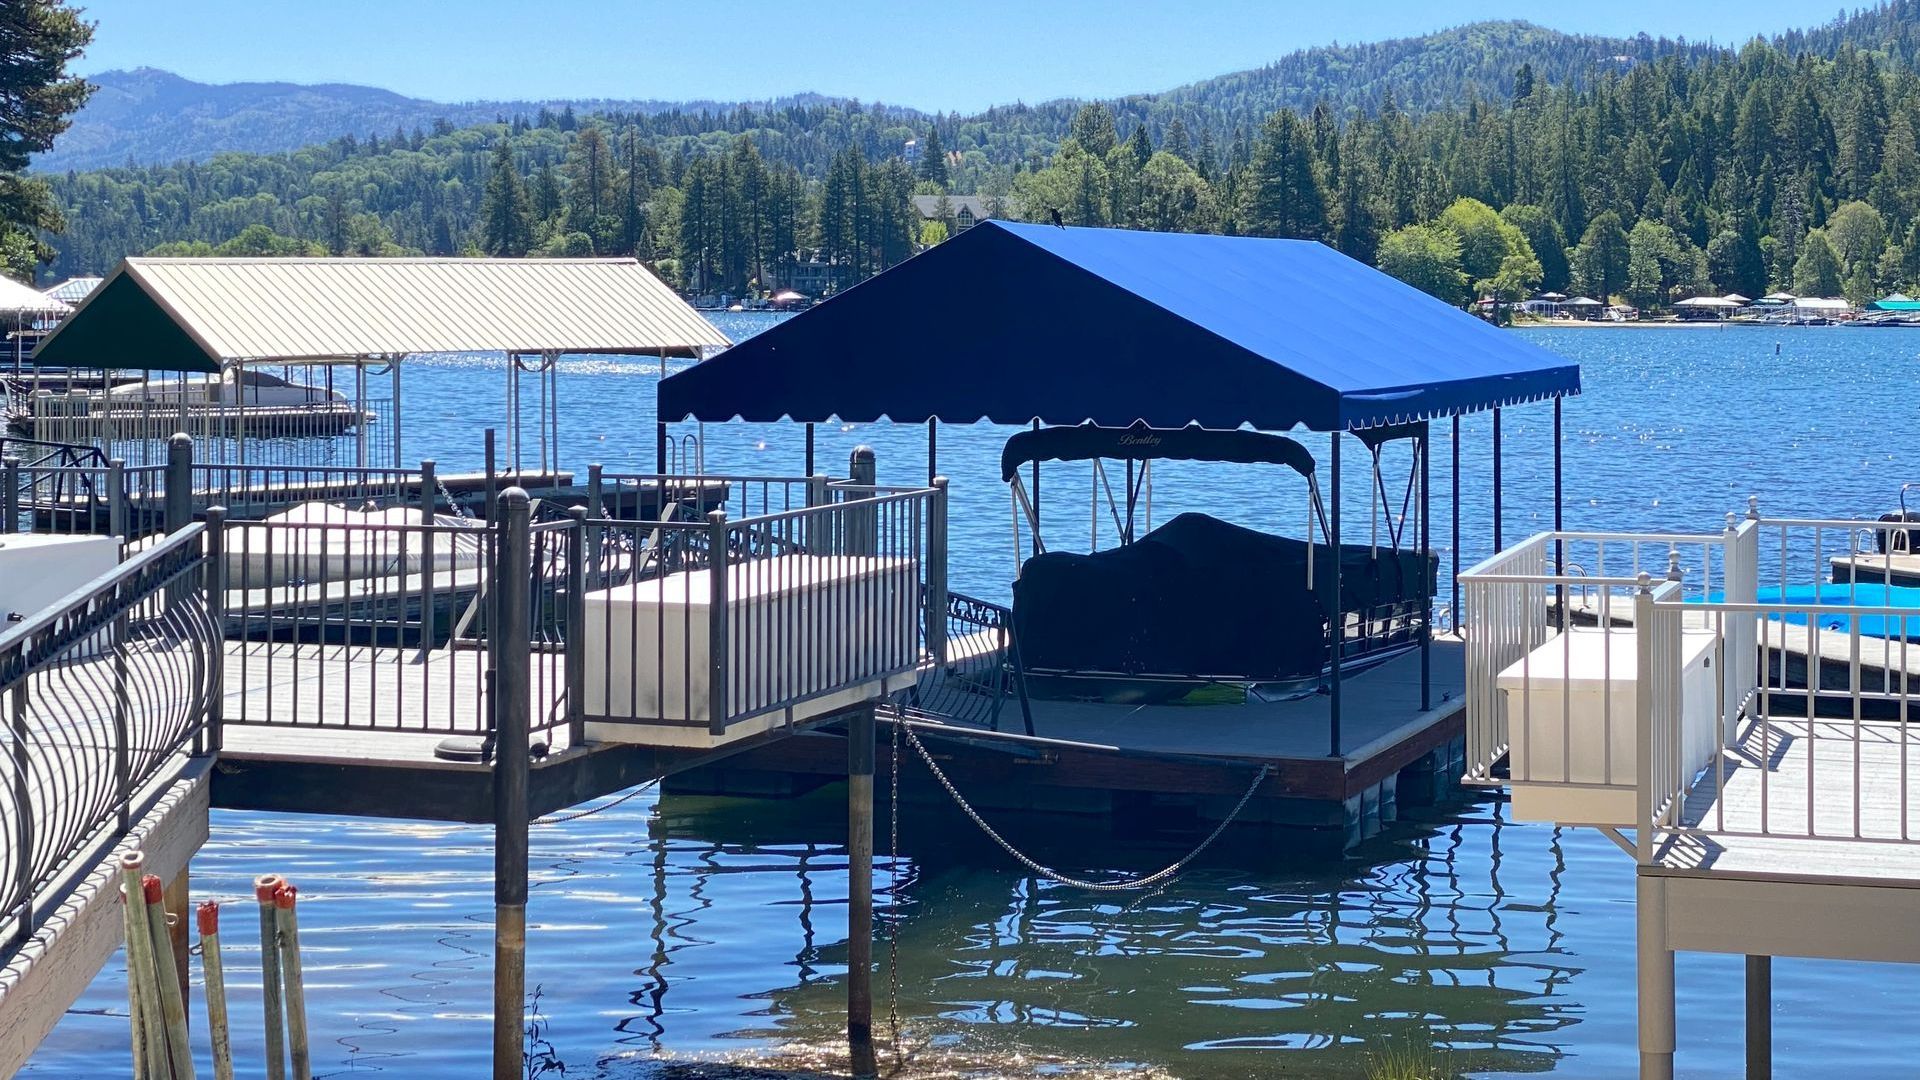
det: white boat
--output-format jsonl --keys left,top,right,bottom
{"left": 225, "top": 501, "right": 488, "bottom": 588}
{"left": 101, "top": 369, "right": 348, "bottom": 408}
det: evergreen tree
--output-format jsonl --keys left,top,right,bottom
{"left": 1242, "top": 109, "right": 1326, "bottom": 239}
{"left": 480, "top": 139, "right": 534, "bottom": 256}
{"left": 917, "top": 126, "right": 949, "bottom": 188}
{"left": 0, "top": 0, "right": 91, "bottom": 277}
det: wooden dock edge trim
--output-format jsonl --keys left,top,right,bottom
{"left": 0, "top": 759, "right": 211, "bottom": 1077}
{"left": 212, "top": 754, "right": 493, "bottom": 822}
{"left": 1341, "top": 705, "right": 1467, "bottom": 796}
{"left": 528, "top": 712, "right": 850, "bottom": 818}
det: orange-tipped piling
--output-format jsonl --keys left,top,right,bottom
{"left": 199, "top": 900, "right": 234, "bottom": 1080}
{"left": 273, "top": 883, "right": 311, "bottom": 1080}
{"left": 255, "top": 875, "right": 287, "bottom": 1080}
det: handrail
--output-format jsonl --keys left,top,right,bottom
{"left": 0, "top": 524, "right": 205, "bottom": 650}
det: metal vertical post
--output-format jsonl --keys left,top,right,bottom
{"left": 10, "top": 643, "right": 31, "bottom": 948}
{"left": 1491, "top": 407, "right": 1504, "bottom": 552}
{"left": 1419, "top": 424, "right": 1431, "bottom": 712}
{"left": 1637, "top": 876, "right": 1675, "bottom": 1080}
{"left": 483, "top": 429, "right": 498, "bottom": 523}
{"left": 204, "top": 507, "right": 226, "bottom": 755}
{"left": 707, "top": 509, "right": 730, "bottom": 738}
{"left": 2, "top": 456, "right": 17, "bottom": 534}
{"left": 1451, "top": 414, "right": 1460, "bottom": 625}
{"left": 927, "top": 420, "right": 938, "bottom": 485}
{"left": 656, "top": 421, "right": 669, "bottom": 475}
{"left": 846, "top": 702, "right": 877, "bottom": 1077}
{"left": 107, "top": 458, "right": 126, "bottom": 542}
{"left": 1329, "top": 431, "right": 1343, "bottom": 757}
{"left": 1747, "top": 955, "right": 1771, "bottom": 1080}
{"left": 1553, "top": 397, "right": 1565, "bottom": 628}
{"left": 804, "top": 422, "right": 815, "bottom": 477}
{"left": 586, "top": 463, "right": 604, "bottom": 578}
{"left": 419, "top": 460, "right": 437, "bottom": 650}
{"left": 491, "top": 487, "right": 532, "bottom": 1080}
{"left": 392, "top": 358, "right": 403, "bottom": 467}
{"left": 927, "top": 477, "right": 949, "bottom": 665}
{"left": 849, "top": 446, "right": 876, "bottom": 557}
{"left": 565, "top": 505, "right": 587, "bottom": 747}
{"left": 165, "top": 433, "right": 193, "bottom": 533}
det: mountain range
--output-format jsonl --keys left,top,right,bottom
{"left": 39, "top": 19, "right": 1730, "bottom": 172}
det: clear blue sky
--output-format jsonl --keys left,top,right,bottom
{"left": 75, "top": 0, "right": 1824, "bottom": 112}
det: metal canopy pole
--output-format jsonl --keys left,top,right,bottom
{"left": 1492, "top": 406, "right": 1504, "bottom": 552}
{"left": 1452, "top": 415, "right": 1461, "bottom": 627}
{"left": 1554, "top": 396, "right": 1566, "bottom": 626}
{"left": 804, "top": 423, "right": 815, "bottom": 477}
{"left": 1420, "top": 422, "right": 1431, "bottom": 712}
{"left": 1029, "top": 419, "right": 1041, "bottom": 540}
{"left": 1329, "top": 430, "right": 1343, "bottom": 757}
{"left": 392, "top": 356, "right": 403, "bottom": 468}
{"left": 927, "top": 419, "right": 937, "bottom": 485}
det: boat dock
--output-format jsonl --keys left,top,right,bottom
{"left": 1460, "top": 513, "right": 1920, "bottom": 1078}
{"left": 678, "top": 641, "right": 1468, "bottom": 847}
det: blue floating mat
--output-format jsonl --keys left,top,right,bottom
{"left": 1693, "top": 584, "right": 1920, "bottom": 640}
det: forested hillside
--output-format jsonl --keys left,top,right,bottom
{"left": 38, "top": 3, "right": 1920, "bottom": 311}
{"left": 44, "top": 19, "right": 1706, "bottom": 173}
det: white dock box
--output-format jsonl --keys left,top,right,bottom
{"left": 0, "top": 533, "right": 121, "bottom": 657}
{"left": 1498, "top": 627, "right": 1718, "bottom": 827}
{"left": 582, "top": 554, "right": 919, "bottom": 749}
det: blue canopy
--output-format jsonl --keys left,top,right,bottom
{"left": 659, "top": 221, "right": 1580, "bottom": 432}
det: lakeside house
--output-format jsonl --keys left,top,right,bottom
{"left": 911, "top": 194, "right": 1016, "bottom": 237}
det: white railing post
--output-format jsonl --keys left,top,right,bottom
{"left": 1635, "top": 572, "right": 1657, "bottom": 864}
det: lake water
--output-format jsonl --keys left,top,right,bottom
{"left": 27, "top": 320, "right": 1920, "bottom": 1078}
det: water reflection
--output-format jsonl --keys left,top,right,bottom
{"left": 611, "top": 790, "right": 1581, "bottom": 1079}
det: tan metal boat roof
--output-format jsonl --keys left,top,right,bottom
{"left": 36, "top": 257, "right": 729, "bottom": 371}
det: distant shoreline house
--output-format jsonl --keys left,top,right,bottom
{"left": 911, "top": 194, "right": 1017, "bottom": 241}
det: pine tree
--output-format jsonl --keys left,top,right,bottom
{"left": 917, "top": 126, "right": 949, "bottom": 188}
{"left": 1242, "top": 109, "right": 1326, "bottom": 239}
{"left": 481, "top": 139, "right": 534, "bottom": 257}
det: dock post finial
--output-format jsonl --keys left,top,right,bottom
{"left": 1637, "top": 570, "right": 1653, "bottom": 593}
{"left": 1747, "top": 494, "right": 1760, "bottom": 520}
{"left": 1666, "top": 549, "right": 1683, "bottom": 582}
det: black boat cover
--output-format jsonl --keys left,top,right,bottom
{"left": 1011, "top": 512, "right": 1436, "bottom": 681}
{"left": 999, "top": 423, "right": 1317, "bottom": 482}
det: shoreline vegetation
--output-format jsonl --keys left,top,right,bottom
{"left": 29, "top": 2, "right": 1920, "bottom": 322}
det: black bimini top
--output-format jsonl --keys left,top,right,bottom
{"left": 999, "top": 423, "right": 1316, "bottom": 482}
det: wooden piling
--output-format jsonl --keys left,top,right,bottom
{"left": 164, "top": 870, "right": 191, "bottom": 1024}
{"left": 492, "top": 488, "right": 533, "bottom": 1080}
{"left": 255, "top": 875, "right": 287, "bottom": 1080}
{"left": 275, "top": 886, "right": 311, "bottom": 1080}
{"left": 846, "top": 703, "right": 877, "bottom": 1078}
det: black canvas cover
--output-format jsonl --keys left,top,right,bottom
{"left": 1012, "top": 512, "right": 1436, "bottom": 681}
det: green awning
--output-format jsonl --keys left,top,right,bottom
{"left": 34, "top": 270, "right": 221, "bottom": 372}
{"left": 1873, "top": 299, "right": 1920, "bottom": 311}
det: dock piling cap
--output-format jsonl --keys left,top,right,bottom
{"left": 253, "top": 874, "right": 284, "bottom": 903}
{"left": 274, "top": 883, "right": 298, "bottom": 910}
{"left": 141, "top": 875, "right": 163, "bottom": 905}
{"left": 118, "top": 851, "right": 145, "bottom": 873}
{"left": 196, "top": 901, "right": 219, "bottom": 936}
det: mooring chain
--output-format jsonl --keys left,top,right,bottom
{"left": 436, "top": 473, "right": 472, "bottom": 520}
{"left": 887, "top": 711, "right": 903, "bottom": 1060}
{"left": 529, "top": 779, "right": 659, "bottom": 826}
{"left": 901, "top": 725, "right": 1270, "bottom": 891}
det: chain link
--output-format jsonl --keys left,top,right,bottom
{"left": 901, "top": 725, "right": 1270, "bottom": 892}
{"left": 436, "top": 473, "right": 472, "bottom": 520}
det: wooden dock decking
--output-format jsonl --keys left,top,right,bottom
{"left": 1653, "top": 715, "right": 1920, "bottom": 882}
